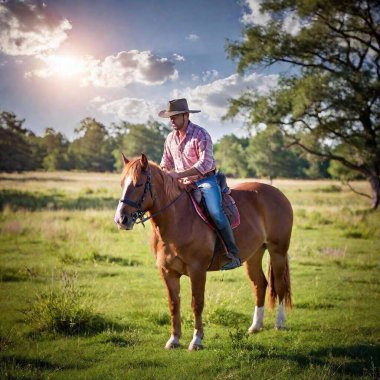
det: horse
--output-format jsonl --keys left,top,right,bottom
{"left": 114, "top": 154, "right": 293, "bottom": 350}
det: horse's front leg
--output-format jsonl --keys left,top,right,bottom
{"left": 160, "top": 269, "right": 181, "bottom": 349}
{"left": 188, "top": 268, "right": 206, "bottom": 351}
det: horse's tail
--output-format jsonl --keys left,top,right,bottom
{"left": 267, "top": 255, "right": 292, "bottom": 309}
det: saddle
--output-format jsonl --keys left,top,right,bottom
{"left": 188, "top": 171, "right": 240, "bottom": 230}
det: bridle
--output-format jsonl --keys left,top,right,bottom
{"left": 119, "top": 168, "right": 154, "bottom": 226}
{"left": 118, "top": 168, "right": 185, "bottom": 226}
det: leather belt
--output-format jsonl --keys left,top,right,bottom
{"left": 204, "top": 169, "right": 216, "bottom": 178}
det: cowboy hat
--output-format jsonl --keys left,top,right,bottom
{"left": 158, "top": 98, "right": 201, "bottom": 118}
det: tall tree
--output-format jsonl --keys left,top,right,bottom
{"left": 112, "top": 120, "right": 169, "bottom": 170}
{"left": 214, "top": 135, "right": 253, "bottom": 178}
{"left": 246, "top": 126, "right": 307, "bottom": 180}
{"left": 0, "top": 111, "right": 37, "bottom": 172}
{"left": 226, "top": 0, "right": 380, "bottom": 208}
{"left": 69, "top": 118, "right": 114, "bottom": 171}
{"left": 41, "top": 128, "right": 71, "bottom": 171}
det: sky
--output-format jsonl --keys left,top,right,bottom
{"left": 0, "top": 0, "right": 284, "bottom": 142}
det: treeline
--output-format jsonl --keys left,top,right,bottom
{"left": 1, "top": 110, "right": 355, "bottom": 180}
{"left": 0, "top": 111, "right": 169, "bottom": 173}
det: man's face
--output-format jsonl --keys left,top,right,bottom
{"left": 170, "top": 113, "right": 187, "bottom": 131}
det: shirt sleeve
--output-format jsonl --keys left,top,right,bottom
{"left": 160, "top": 135, "right": 175, "bottom": 171}
{"left": 193, "top": 129, "right": 215, "bottom": 175}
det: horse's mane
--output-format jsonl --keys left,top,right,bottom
{"left": 123, "top": 158, "right": 184, "bottom": 200}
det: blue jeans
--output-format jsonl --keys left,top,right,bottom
{"left": 196, "top": 175, "right": 229, "bottom": 230}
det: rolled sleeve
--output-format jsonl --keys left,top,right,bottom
{"left": 193, "top": 130, "right": 215, "bottom": 175}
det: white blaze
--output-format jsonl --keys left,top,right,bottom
{"left": 115, "top": 176, "right": 132, "bottom": 223}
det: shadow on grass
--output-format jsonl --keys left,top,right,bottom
{"left": 89, "top": 252, "right": 142, "bottom": 267}
{"left": 226, "top": 334, "right": 380, "bottom": 378}
{"left": 0, "top": 354, "right": 86, "bottom": 372}
{"left": 0, "top": 189, "right": 116, "bottom": 210}
{"left": 0, "top": 176, "right": 74, "bottom": 183}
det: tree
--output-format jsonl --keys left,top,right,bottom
{"left": 226, "top": 0, "right": 380, "bottom": 208}
{"left": 111, "top": 120, "right": 170, "bottom": 170}
{"left": 41, "top": 128, "right": 71, "bottom": 171}
{"left": 246, "top": 126, "right": 307, "bottom": 180}
{"left": 214, "top": 135, "right": 253, "bottom": 178}
{"left": 0, "top": 111, "right": 38, "bottom": 172}
{"left": 69, "top": 118, "right": 114, "bottom": 171}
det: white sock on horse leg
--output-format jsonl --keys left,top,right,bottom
{"left": 188, "top": 329, "right": 203, "bottom": 350}
{"left": 165, "top": 334, "right": 180, "bottom": 349}
{"left": 248, "top": 305, "right": 264, "bottom": 333}
{"left": 275, "top": 301, "right": 286, "bottom": 329}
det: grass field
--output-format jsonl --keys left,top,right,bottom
{"left": 0, "top": 172, "right": 379, "bottom": 379}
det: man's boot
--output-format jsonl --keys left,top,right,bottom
{"left": 218, "top": 225, "right": 241, "bottom": 270}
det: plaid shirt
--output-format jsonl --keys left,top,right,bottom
{"left": 160, "top": 121, "right": 216, "bottom": 183}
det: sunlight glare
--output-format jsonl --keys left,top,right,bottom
{"left": 43, "top": 54, "right": 88, "bottom": 78}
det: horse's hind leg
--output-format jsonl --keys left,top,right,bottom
{"left": 245, "top": 244, "right": 267, "bottom": 333}
{"left": 267, "top": 242, "right": 292, "bottom": 330}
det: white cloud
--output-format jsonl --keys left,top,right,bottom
{"left": 241, "top": 0, "right": 271, "bottom": 26}
{"left": 186, "top": 34, "right": 199, "bottom": 42}
{"left": 241, "top": 0, "right": 302, "bottom": 36}
{"left": 202, "top": 70, "right": 219, "bottom": 82}
{"left": 26, "top": 50, "right": 179, "bottom": 87}
{"left": 90, "top": 96, "right": 107, "bottom": 104}
{"left": 173, "top": 53, "right": 185, "bottom": 61}
{"left": 0, "top": 0, "right": 72, "bottom": 56}
{"left": 192, "top": 74, "right": 199, "bottom": 81}
{"left": 98, "top": 97, "right": 157, "bottom": 122}
{"left": 82, "top": 50, "right": 179, "bottom": 87}
{"left": 184, "top": 73, "right": 278, "bottom": 121}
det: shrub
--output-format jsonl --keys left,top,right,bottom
{"left": 25, "top": 271, "right": 104, "bottom": 335}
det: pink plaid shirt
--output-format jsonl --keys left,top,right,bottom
{"left": 160, "top": 121, "right": 216, "bottom": 183}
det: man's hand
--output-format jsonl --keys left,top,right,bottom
{"left": 167, "top": 170, "right": 180, "bottom": 179}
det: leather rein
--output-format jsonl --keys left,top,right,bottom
{"left": 119, "top": 168, "right": 185, "bottom": 226}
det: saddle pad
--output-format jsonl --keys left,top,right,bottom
{"left": 188, "top": 192, "right": 240, "bottom": 230}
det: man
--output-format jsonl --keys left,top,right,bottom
{"left": 159, "top": 98, "right": 240, "bottom": 270}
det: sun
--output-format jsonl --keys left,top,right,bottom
{"left": 42, "top": 54, "right": 88, "bottom": 78}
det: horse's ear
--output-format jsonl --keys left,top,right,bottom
{"left": 140, "top": 153, "right": 148, "bottom": 171}
{"left": 121, "top": 152, "right": 129, "bottom": 165}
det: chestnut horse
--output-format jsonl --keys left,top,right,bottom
{"left": 114, "top": 154, "right": 293, "bottom": 350}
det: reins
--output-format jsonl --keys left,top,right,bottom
{"left": 136, "top": 191, "right": 186, "bottom": 225}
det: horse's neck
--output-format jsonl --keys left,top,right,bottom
{"left": 149, "top": 171, "right": 189, "bottom": 235}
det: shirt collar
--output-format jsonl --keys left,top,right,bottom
{"left": 175, "top": 120, "right": 194, "bottom": 138}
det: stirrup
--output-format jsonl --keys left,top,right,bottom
{"left": 221, "top": 257, "right": 241, "bottom": 271}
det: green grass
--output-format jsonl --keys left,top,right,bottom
{"left": 0, "top": 172, "right": 379, "bottom": 379}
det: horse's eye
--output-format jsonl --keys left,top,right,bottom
{"left": 135, "top": 184, "right": 144, "bottom": 188}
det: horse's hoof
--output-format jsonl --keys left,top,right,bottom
{"left": 248, "top": 327, "right": 260, "bottom": 334}
{"left": 165, "top": 342, "right": 180, "bottom": 349}
{"left": 188, "top": 343, "right": 204, "bottom": 351}
{"left": 275, "top": 325, "right": 287, "bottom": 331}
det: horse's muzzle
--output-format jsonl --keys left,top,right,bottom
{"left": 114, "top": 214, "right": 134, "bottom": 230}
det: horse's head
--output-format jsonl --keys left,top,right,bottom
{"left": 114, "top": 153, "right": 155, "bottom": 230}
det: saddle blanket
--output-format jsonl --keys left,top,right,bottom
{"left": 189, "top": 192, "right": 240, "bottom": 230}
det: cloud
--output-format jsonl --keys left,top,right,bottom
{"left": 98, "top": 97, "right": 157, "bottom": 122}
{"left": 90, "top": 96, "right": 107, "bottom": 104}
{"left": 186, "top": 34, "right": 199, "bottom": 42}
{"left": 82, "top": 50, "right": 179, "bottom": 87}
{"left": 173, "top": 53, "right": 185, "bottom": 61}
{"left": 0, "top": 0, "right": 72, "bottom": 56}
{"left": 185, "top": 73, "right": 278, "bottom": 121}
{"left": 241, "top": 0, "right": 271, "bottom": 26}
{"left": 202, "top": 70, "right": 219, "bottom": 82}
{"left": 241, "top": 0, "right": 302, "bottom": 35}
{"left": 26, "top": 50, "right": 179, "bottom": 87}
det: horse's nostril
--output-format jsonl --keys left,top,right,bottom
{"left": 122, "top": 215, "right": 128, "bottom": 225}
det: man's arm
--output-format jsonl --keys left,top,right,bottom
{"left": 167, "top": 166, "right": 201, "bottom": 179}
